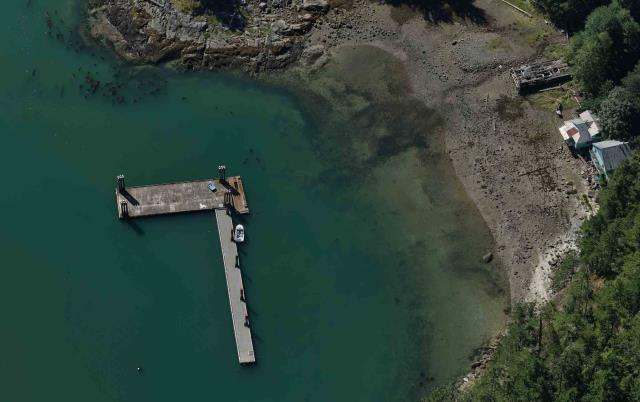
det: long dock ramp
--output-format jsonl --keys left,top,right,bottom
{"left": 114, "top": 166, "right": 255, "bottom": 365}
{"left": 215, "top": 209, "right": 255, "bottom": 364}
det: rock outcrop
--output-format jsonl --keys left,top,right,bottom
{"left": 88, "top": 0, "right": 328, "bottom": 71}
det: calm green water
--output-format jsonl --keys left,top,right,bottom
{"left": 0, "top": 1, "right": 506, "bottom": 401}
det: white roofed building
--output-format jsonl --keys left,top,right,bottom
{"left": 559, "top": 110, "right": 601, "bottom": 149}
{"left": 579, "top": 110, "right": 601, "bottom": 137}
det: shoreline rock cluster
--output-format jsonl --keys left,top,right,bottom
{"left": 88, "top": 0, "right": 329, "bottom": 71}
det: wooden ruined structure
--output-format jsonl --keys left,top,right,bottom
{"left": 510, "top": 59, "right": 571, "bottom": 94}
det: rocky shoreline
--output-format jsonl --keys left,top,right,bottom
{"left": 88, "top": 0, "right": 330, "bottom": 71}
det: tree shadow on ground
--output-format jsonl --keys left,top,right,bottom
{"left": 384, "top": 0, "right": 488, "bottom": 25}
{"left": 199, "top": 0, "right": 246, "bottom": 31}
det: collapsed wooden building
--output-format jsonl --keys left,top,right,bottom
{"left": 510, "top": 59, "right": 571, "bottom": 94}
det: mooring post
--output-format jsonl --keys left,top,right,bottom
{"left": 218, "top": 165, "right": 226, "bottom": 181}
{"left": 120, "top": 201, "right": 128, "bottom": 218}
{"left": 117, "top": 174, "right": 125, "bottom": 193}
{"left": 224, "top": 190, "right": 233, "bottom": 215}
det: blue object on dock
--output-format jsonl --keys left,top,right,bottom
{"left": 208, "top": 182, "right": 217, "bottom": 192}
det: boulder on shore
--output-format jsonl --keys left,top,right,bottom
{"left": 302, "top": 0, "right": 329, "bottom": 11}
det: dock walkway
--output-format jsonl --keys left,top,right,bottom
{"left": 215, "top": 209, "right": 255, "bottom": 364}
{"left": 114, "top": 169, "right": 254, "bottom": 365}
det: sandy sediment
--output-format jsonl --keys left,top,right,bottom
{"left": 302, "top": 0, "right": 596, "bottom": 303}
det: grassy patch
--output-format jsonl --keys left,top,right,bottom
{"left": 194, "top": 14, "right": 221, "bottom": 26}
{"left": 487, "top": 36, "right": 510, "bottom": 51}
{"left": 512, "top": 15, "right": 553, "bottom": 46}
{"left": 512, "top": 13, "right": 536, "bottom": 31}
{"left": 582, "top": 193, "right": 594, "bottom": 212}
{"left": 194, "top": 14, "right": 225, "bottom": 35}
{"left": 526, "top": 87, "right": 578, "bottom": 112}
{"left": 527, "top": 28, "right": 551, "bottom": 46}
{"left": 172, "top": 0, "right": 201, "bottom": 14}
{"left": 543, "top": 42, "right": 569, "bottom": 60}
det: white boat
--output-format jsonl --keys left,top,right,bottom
{"left": 234, "top": 224, "right": 245, "bottom": 243}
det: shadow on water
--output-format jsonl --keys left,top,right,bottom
{"left": 124, "top": 219, "right": 145, "bottom": 236}
{"left": 252, "top": 331, "right": 263, "bottom": 343}
{"left": 240, "top": 269, "right": 252, "bottom": 283}
{"left": 238, "top": 241, "right": 250, "bottom": 257}
{"left": 247, "top": 304, "right": 258, "bottom": 316}
{"left": 384, "top": 0, "right": 488, "bottom": 24}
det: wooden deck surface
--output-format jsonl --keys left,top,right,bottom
{"left": 227, "top": 176, "right": 250, "bottom": 215}
{"left": 115, "top": 176, "right": 249, "bottom": 219}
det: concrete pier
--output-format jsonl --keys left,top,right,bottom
{"left": 114, "top": 172, "right": 254, "bottom": 364}
{"left": 215, "top": 209, "right": 255, "bottom": 364}
{"left": 115, "top": 176, "right": 249, "bottom": 219}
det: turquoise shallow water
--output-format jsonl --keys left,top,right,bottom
{"left": 0, "top": 1, "right": 506, "bottom": 401}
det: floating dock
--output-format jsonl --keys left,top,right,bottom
{"left": 114, "top": 166, "right": 255, "bottom": 364}
{"left": 115, "top": 176, "right": 249, "bottom": 219}
{"left": 215, "top": 209, "right": 255, "bottom": 364}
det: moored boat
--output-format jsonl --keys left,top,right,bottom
{"left": 234, "top": 224, "right": 245, "bottom": 243}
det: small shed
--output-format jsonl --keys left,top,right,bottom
{"left": 591, "top": 140, "right": 633, "bottom": 179}
{"left": 510, "top": 60, "right": 571, "bottom": 94}
{"left": 559, "top": 110, "right": 601, "bottom": 149}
